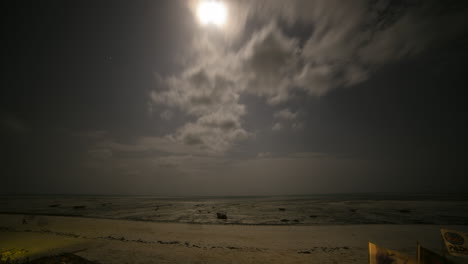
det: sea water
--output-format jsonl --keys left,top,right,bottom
{"left": 0, "top": 193, "right": 467, "bottom": 225}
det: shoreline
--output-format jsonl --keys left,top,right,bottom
{"left": 0, "top": 212, "right": 458, "bottom": 226}
{"left": 2, "top": 214, "right": 468, "bottom": 263}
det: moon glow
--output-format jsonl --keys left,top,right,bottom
{"left": 197, "top": 1, "right": 227, "bottom": 26}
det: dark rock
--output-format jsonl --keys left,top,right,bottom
{"left": 280, "top": 219, "right": 289, "bottom": 222}
{"left": 73, "top": 205, "right": 86, "bottom": 209}
{"left": 349, "top": 208, "right": 357, "bottom": 213}
{"left": 216, "top": 212, "right": 227, "bottom": 219}
{"left": 49, "top": 204, "right": 60, "bottom": 208}
{"left": 309, "top": 215, "right": 318, "bottom": 218}
{"left": 158, "top": 240, "right": 180, "bottom": 245}
{"left": 298, "top": 251, "right": 311, "bottom": 254}
{"left": 399, "top": 209, "right": 411, "bottom": 213}
{"left": 293, "top": 219, "right": 300, "bottom": 222}
{"left": 278, "top": 208, "right": 286, "bottom": 211}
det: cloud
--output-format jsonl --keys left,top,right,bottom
{"left": 150, "top": 0, "right": 468, "bottom": 153}
{"left": 160, "top": 110, "right": 173, "bottom": 120}
{"left": 98, "top": 135, "right": 215, "bottom": 156}
{"left": 151, "top": 66, "right": 250, "bottom": 153}
{"left": 273, "top": 109, "right": 303, "bottom": 131}
{"left": 173, "top": 114, "right": 250, "bottom": 153}
{"left": 274, "top": 109, "right": 298, "bottom": 120}
{"left": 292, "top": 122, "right": 304, "bottom": 131}
{"left": 272, "top": 122, "right": 282, "bottom": 131}
{"left": 239, "top": 23, "right": 301, "bottom": 104}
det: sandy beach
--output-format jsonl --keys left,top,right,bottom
{"left": 2, "top": 213, "right": 467, "bottom": 263}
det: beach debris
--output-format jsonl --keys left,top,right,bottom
{"left": 280, "top": 219, "right": 289, "bottom": 222}
{"left": 0, "top": 248, "right": 28, "bottom": 262}
{"left": 349, "top": 208, "right": 357, "bottom": 213}
{"left": 309, "top": 246, "right": 350, "bottom": 252}
{"left": 216, "top": 212, "right": 227, "bottom": 219}
{"left": 157, "top": 240, "right": 181, "bottom": 245}
{"left": 278, "top": 208, "right": 286, "bottom": 211}
{"left": 293, "top": 219, "right": 300, "bottom": 223}
{"left": 73, "top": 205, "right": 86, "bottom": 209}
{"left": 399, "top": 209, "right": 411, "bottom": 213}
{"left": 48, "top": 204, "right": 60, "bottom": 208}
{"left": 226, "top": 246, "right": 240, "bottom": 250}
{"left": 309, "top": 215, "right": 318, "bottom": 218}
{"left": 298, "top": 250, "right": 311, "bottom": 254}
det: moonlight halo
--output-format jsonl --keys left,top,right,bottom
{"left": 197, "top": 0, "right": 227, "bottom": 26}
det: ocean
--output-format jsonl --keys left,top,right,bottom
{"left": 1, "top": 193, "right": 467, "bottom": 225}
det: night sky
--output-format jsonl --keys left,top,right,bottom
{"left": 2, "top": 0, "right": 468, "bottom": 195}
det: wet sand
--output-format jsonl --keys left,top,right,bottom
{"left": 1, "top": 214, "right": 467, "bottom": 264}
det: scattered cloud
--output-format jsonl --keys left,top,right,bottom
{"left": 239, "top": 23, "right": 301, "bottom": 104}
{"left": 274, "top": 109, "right": 298, "bottom": 120}
{"left": 292, "top": 122, "right": 304, "bottom": 131}
{"left": 160, "top": 110, "right": 174, "bottom": 120}
{"left": 149, "top": 0, "right": 468, "bottom": 154}
{"left": 272, "top": 122, "right": 282, "bottom": 131}
{"left": 151, "top": 67, "right": 250, "bottom": 153}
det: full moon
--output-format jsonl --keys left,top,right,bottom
{"left": 197, "top": 1, "right": 226, "bottom": 26}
